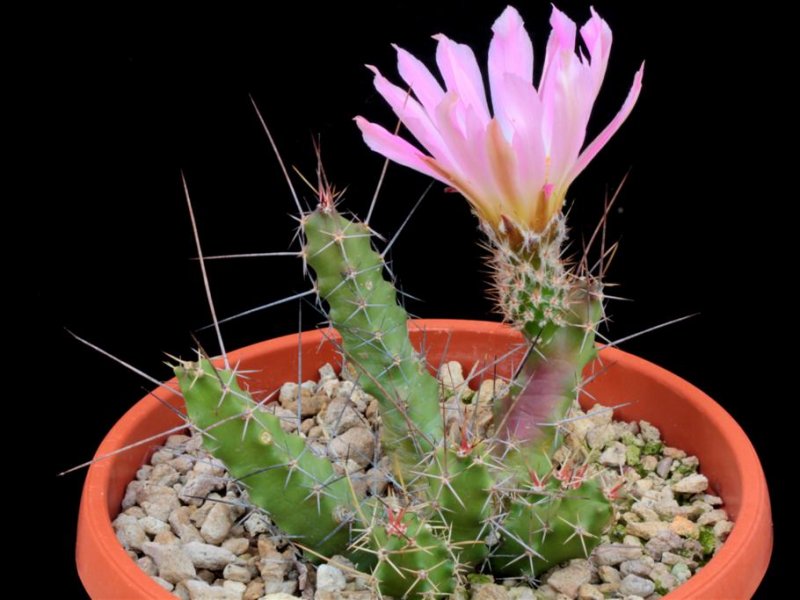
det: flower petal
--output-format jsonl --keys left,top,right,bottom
{"left": 539, "top": 5, "right": 577, "bottom": 93}
{"left": 354, "top": 116, "right": 446, "bottom": 182}
{"left": 497, "top": 74, "right": 546, "bottom": 199}
{"left": 579, "top": 8, "right": 613, "bottom": 96}
{"left": 567, "top": 63, "right": 644, "bottom": 184}
{"left": 366, "top": 65, "right": 453, "bottom": 168}
{"left": 489, "top": 6, "right": 534, "bottom": 134}
{"left": 433, "top": 33, "right": 491, "bottom": 125}
{"left": 393, "top": 44, "right": 445, "bottom": 116}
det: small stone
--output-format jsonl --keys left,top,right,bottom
{"left": 169, "top": 454, "right": 195, "bottom": 474}
{"left": 638, "top": 420, "right": 661, "bottom": 442}
{"left": 598, "top": 565, "right": 621, "bottom": 583}
{"left": 283, "top": 391, "right": 326, "bottom": 417}
{"left": 137, "top": 465, "right": 154, "bottom": 480}
{"left": 640, "top": 455, "right": 658, "bottom": 472}
{"left": 470, "top": 583, "right": 509, "bottom": 600}
{"left": 317, "top": 564, "right": 347, "bottom": 592}
{"left": 182, "top": 541, "right": 237, "bottom": 570}
{"left": 169, "top": 506, "right": 204, "bottom": 543}
{"left": 181, "top": 472, "right": 226, "bottom": 505}
{"left": 122, "top": 480, "right": 143, "bottom": 509}
{"left": 153, "top": 530, "right": 179, "bottom": 545}
{"left": 141, "top": 541, "right": 196, "bottom": 584}
{"left": 328, "top": 427, "right": 375, "bottom": 468}
{"left": 593, "top": 544, "right": 643, "bottom": 565}
{"left": 319, "top": 379, "right": 340, "bottom": 401}
{"left": 139, "top": 515, "right": 171, "bottom": 536}
{"left": 139, "top": 484, "right": 181, "bottom": 522}
{"left": 566, "top": 410, "right": 594, "bottom": 444}
{"left": 150, "top": 463, "right": 181, "bottom": 486}
{"left": 164, "top": 433, "right": 189, "bottom": 448}
{"left": 622, "top": 511, "right": 641, "bottom": 525}
{"left": 174, "top": 581, "right": 191, "bottom": 600}
{"left": 619, "top": 557, "right": 654, "bottom": 577}
{"left": 669, "top": 515, "right": 699, "bottom": 538}
{"left": 222, "top": 537, "right": 250, "bottom": 555}
{"left": 193, "top": 457, "right": 226, "bottom": 476}
{"left": 242, "top": 512, "right": 271, "bottom": 536}
{"left": 700, "top": 493, "right": 724, "bottom": 506}
{"left": 183, "top": 579, "right": 242, "bottom": 599}
{"left": 671, "top": 562, "right": 692, "bottom": 584}
{"left": 623, "top": 535, "right": 643, "bottom": 548}
{"left": 258, "top": 537, "right": 291, "bottom": 583}
{"left": 697, "top": 508, "right": 728, "bottom": 526}
{"left": 577, "top": 583, "right": 604, "bottom": 600}
{"left": 626, "top": 521, "right": 670, "bottom": 540}
{"left": 586, "top": 424, "right": 615, "bottom": 450}
{"left": 650, "top": 564, "right": 678, "bottom": 593}
{"left": 137, "top": 556, "right": 157, "bottom": 576}
{"left": 546, "top": 562, "right": 592, "bottom": 597}
{"left": 632, "top": 479, "right": 653, "bottom": 497}
{"left": 243, "top": 580, "right": 265, "bottom": 600}
{"left": 661, "top": 551, "right": 697, "bottom": 568}
{"left": 619, "top": 574, "right": 655, "bottom": 597}
{"left": 318, "top": 396, "right": 364, "bottom": 436}
{"left": 655, "top": 457, "right": 673, "bottom": 479}
{"left": 365, "top": 460, "right": 391, "bottom": 496}
{"left": 113, "top": 514, "right": 147, "bottom": 551}
{"left": 263, "top": 580, "right": 297, "bottom": 595}
{"left": 438, "top": 360, "right": 465, "bottom": 392}
{"left": 262, "top": 594, "right": 297, "bottom": 600}
{"left": 599, "top": 442, "right": 627, "bottom": 467}
{"left": 150, "top": 449, "right": 174, "bottom": 465}
{"left": 596, "top": 583, "right": 620, "bottom": 595}
{"left": 279, "top": 381, "right": 299, "bottom": 405}
{"left": 477, "top": 379, "right": 507, "bottom": 404}
{"left": 663, "top": 446, "right": 686, "bottom": 459}
{"left": 151, "top": 576, "right": 174, "bottom": 591}
{"left": 713, "top": 520, "right": 734, "bottom": 539}
{"left": 644, "top": 530, "right": 684, "bottom": 560}
{"left": 508, "top": 588, "right": 536, "bottom": 600}
{"left": 224, "top": 581, "right": 247, "bottom": 595}
{"left": 264, "top": 404, "right": 299, "bottom": 432}
{"left": 318, "top": 362, "right": 338, "bottom": 381}
{"left": 200, "top": 502, "right": 234, "bottom": 544}
{"left": 671, "top": 473, "right": 708, "bottom": 494}
{"left": 365, "top": 398, "right": 379, "bottom": 420}
{"left": 631, "top": 502, "right": 659, "bottom": 522}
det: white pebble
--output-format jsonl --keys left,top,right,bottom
{"left": 316, "top": 564, "right": 347, "bottom": 592}
{"left": 671, "top": 474, "right": 709, "bottom": 494}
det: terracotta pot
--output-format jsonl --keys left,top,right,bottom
{"left": 76, "top": 319, "right": 772, "bottom": 598}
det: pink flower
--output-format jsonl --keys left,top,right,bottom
{"left": 356, "top": 5, "right": 643, "bottom": 235}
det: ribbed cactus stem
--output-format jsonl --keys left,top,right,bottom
{"left": 489, "top": 218, "right": 602, "bottom": 454}
{"left": 174, "top": 359, "right": 368, "bottom": 565}
{"left": 426, "top": 445, "right": 494, "bottom": 565}
{"left": 370, "top": 508, "right": 457, "bottom": 597}
{"left": 492, "top": 477, "right": 612, "bottom": 576}
{"left": 303, "top": 205, "right": 443, "bottom": 475}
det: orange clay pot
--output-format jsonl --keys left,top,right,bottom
{"left": 76, "top": 319, "right": 772, "bottom": 598}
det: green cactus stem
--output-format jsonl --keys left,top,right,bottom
{"left": 426, "top": 445, "right": 494, "bottom": 565}
{"left": 174, "top": 358, "right": 370, "bottom": 567}
{"left": 370, "top": 508, "right": 457, "bottom": 597}
{"left": 491, "top": 476, "right": 612, "bottom": 577}
{"left": 302, "top": 203, "right": 443, "bottom": 476}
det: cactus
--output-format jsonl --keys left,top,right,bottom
{"left": 175, "top": 197, "right": 613, "bottom": 595}
{"left": 113, "top": 4, "right": 640, "bottom": 598}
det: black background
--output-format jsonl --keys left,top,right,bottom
{"left": 33, "top": 1, "right": 785, "bottom": 597}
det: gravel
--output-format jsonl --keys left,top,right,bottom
{"left": 115, "top": 361, "right": 732, "bottom": 599}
